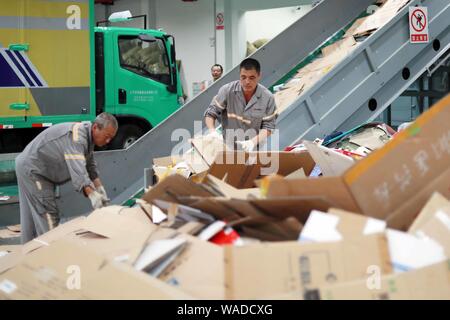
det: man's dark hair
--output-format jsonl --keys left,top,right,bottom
{"left": 211, "top": 64, "right": 223, "bottom": 72}
{"left": 240, "top": 58, "right": 260, "bottom": 74}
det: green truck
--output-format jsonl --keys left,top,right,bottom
{"left": 0, "top": 0, "right": 183, "bottom": 152}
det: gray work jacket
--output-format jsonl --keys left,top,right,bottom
{"left": 19, "top": 122, "right": 99, "bottom": 192}
{"left": 204, "top": 80, "right": 277, "bottom": 139}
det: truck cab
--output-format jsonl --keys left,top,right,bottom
{"left": 95, "top": 26, "right": 183, "bottom": 149}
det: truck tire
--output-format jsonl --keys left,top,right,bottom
{"left": 109, "top": 124, "right": 144, "bottom": 150}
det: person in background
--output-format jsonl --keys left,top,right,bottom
{"left": 211, "top": 64, "right": 223, "bottom": 82}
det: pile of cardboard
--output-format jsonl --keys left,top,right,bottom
{"left": 1, "top": 94, "right": 449, "bottom": 300}
{"left": 273, "top": 0, "right": 411, "bottom": 113}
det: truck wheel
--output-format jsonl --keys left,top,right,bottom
{"left": 109, "top": 124, "right": 144, "bottom": 149}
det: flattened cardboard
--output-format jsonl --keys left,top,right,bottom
{"left": 176, "top": 221, "right": 205, "bottom": 235}
{"left": 82, "top": 207, "right": 152, "bottom": 239}
{"left": 224, "top": 234, "right": 392, "bottom": 299}
{"left": 0, "top": 239, "right": 193, "bottom": 300}
{"left": 0, "top": 239, "right": 104, "bottom": 299}
{"left": 159, "top": 234, "right": 225, "bottom": 299}
{"left": 408, "top": 192, "right": 450, "bottom": 233}
{"left": 190, "top": 137, "right": 231, "bottom": 166}
{"left": 317, "top": 260, "right": 450, "bottom": 300}
{"left": 300, "top": 209, "right": 386, "bottom": 242}
{"left": 267, "top": 176, "right": 360, "bottom": 213}
{"left": 304, "top": 141, "right": 355, "bottom": 177}
{"left": 285, "top": 167, "right": 306, "bottom": 180}
{"left": 22, "top": 216, "right": 86, "bottom": 254}
{"left": 134, "top": 238, "right": 187, "bottom": 273}
{"left": 142, "top": 174, "right": 214, "bottom": 204}
{"left": 321, "top": 36, "right": 357, "bottom": 57}
{"left": 0, "top": 251, "right": 25, "bottom": 275}
{"left": 415, "top": 209, "right": 450, "bottom": 258}
{"left": 83, "top": 262, "right": 194, "bottom": 300}
{"left": 344, "top": 83, "right": 450, "bottom": 229}
{"left": 386, "top": 229, "right": 446, "bottom": 273}
{"left": 250, "top": 197, "right": 333, "bottom": 224}
{"left": 203, "top": 175, "right": 260, "bottom": 199}
{"left": 153, "top": 155, "right": 184, "bottom": 167}
{"left": 385, "top": 166, "right": 450, "bottom": 230}
{"left": 353, "top": 0, "right": 410, "bottom": 37}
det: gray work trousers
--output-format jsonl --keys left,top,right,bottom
{"left": 15, "top": 154, "right": 60, "bottom": 244}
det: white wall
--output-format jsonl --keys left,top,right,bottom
{"left": 245, "top": 6, "right": 312, "bottom": 44}
{"left": 94, "top": 0, "right": 150, "bottom": 28}
{"left": 154, "top": 0, "right": 215, "bottom": 100}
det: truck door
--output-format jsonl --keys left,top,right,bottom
{"left": 112, "top": 32, "right": 179, "bottom": 126}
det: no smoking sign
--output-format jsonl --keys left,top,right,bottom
{"left": 409, "top": 6, "right": 429, "bottom": 43}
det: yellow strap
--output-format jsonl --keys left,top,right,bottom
{"left": 72, "top": 123, "right": 81, "bottom": 142}
{"left": 64, "top": 154, "right": 85, "bottom": 160}
{"left": 262, "top": 110, "right": 278, "bottom": 121}
{"left": 214, "top": 97, "right": 226, "bottom": 110}
{"left": 227, "top": 112, "right": 251, "bottom": 125}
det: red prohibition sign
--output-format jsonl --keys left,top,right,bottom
{"left": 411, "top": 8, "right": 426, "bottom": 32}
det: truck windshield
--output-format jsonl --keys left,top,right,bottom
{"left": 118, "top": 36, "right": 170, "bottom": 84}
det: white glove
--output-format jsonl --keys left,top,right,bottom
{"left": 96, "top": 185, "right": 110, "bottom": 206}
{"left": 236, "top": 140, "right": 255, "bottom": 152}
{"left": 204, "top": 130, "right": 223, "bottom": 141}
{"left": 88, "top": 191, "right": 104, "bottom": 209}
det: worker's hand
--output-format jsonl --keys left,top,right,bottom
{"left": 88, "top": 191, "right": 104, "bottom": 210}
{"left": 96, "top": 185, "right": 110, "bottom": 206}
{"left": 204, "top": 130, "right": 222, "bottom": 141}
{"left": 236, "top": 140, "right": 255, "bottom": 152}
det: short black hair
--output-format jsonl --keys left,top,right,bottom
{"left": 211, "top": 64, "right": 223, "bottom": 72}
{"left": 240, "top": 58, "right": 260, "bottom": 74}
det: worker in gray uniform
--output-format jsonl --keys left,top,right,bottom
{"left": 204, "top": 58, "right": 278, "bottom": 151}
{"left": 15, "top": 112, "right": 118, "bottom": 244}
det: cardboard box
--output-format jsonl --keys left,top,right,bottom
{"left": 0, "top": 239, "right": 104, "bottom": 299}
{"left": 386, "top": 229, "right": 446, "bottom": 273}
{"left": 414, "top": 209, "right": 450, "bottom": 258}
{"left": 68, "top": 208, "right": 159, "bottom": 263}
{"left": 82, "top": 262, "right": 193, "bottom": 300}
{"left": 0, "top": 239, "right": 192, "bottom": 299}
{"left": 209, "top": 151, "right": 315, "bottom": 188}
{"left": 316, "top": 260, "right": 450, "bottom": 300}
{"left": 142, "top": 173, "right": 331, "bottom": 241}
{"left": 22, "top": 216, "right": 86, "bottom": 254}
{"left": 159, "top": 234, "right": 225, "bottom": 299}
{"left": 304, "top": 141, "right": 355, "bottom": 177}
{"left": 299, "top": 209, "right": 386, "bottom": 242}
{"left": 267, "top": 94, "right": 450, "bottom": 230}
{"left": 0, "top": 249, "right": 25, "bottom": 274}
{"left": 224, "top": 234, "right": 392, "bottom": 299}
{"left": 408, "top": 192, "right": 450, "bottom": 233}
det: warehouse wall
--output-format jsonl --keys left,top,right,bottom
{"left": 154, "top": 0, "right": 215, "bottom": 100}
{"left": 245, "top": 6, "right": 312, "bottom": 44}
